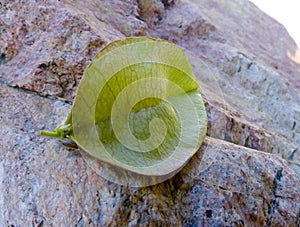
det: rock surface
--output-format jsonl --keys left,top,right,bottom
{"left": 1, "top": 0, "right": 300, "bottom": 226}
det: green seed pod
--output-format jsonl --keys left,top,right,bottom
{"left": 41, "top": 37, "right": 207, "bottom": 187}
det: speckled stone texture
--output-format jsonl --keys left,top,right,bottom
{"left": 1, "top": 0, "right": 300, "bottom": 226}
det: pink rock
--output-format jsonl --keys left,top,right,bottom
{"left": 0, "top": 0, "right": 300, "bottom": 225}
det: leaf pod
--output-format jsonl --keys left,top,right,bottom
{"left": 41, "top": 37, "right": 207, "bottom": 186}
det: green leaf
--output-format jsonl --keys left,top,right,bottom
{"left": 41, "top": 37, "right": 207, "bottom": 184}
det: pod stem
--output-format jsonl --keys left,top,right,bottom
{"left": 40, "top": 112, "right": 73, "bottom": 139}
{"left": 40, "top": 130, "right": 62, "bottom": 138}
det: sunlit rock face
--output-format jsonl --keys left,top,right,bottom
{"left": 1, "top": 0, "right": 300, "bottom": 226}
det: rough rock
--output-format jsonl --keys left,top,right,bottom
{"left": 1, "top": 83, "right": 300, "bottom": 226}
{"left": 1, "top": 0, "right": 300, "bottom": 226}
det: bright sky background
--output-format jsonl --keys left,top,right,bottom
{"left": 250, "top": 0, "right": 300, "bottom": 48}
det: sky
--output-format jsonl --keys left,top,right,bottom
{"left": 250, "top": 0, "right": 300, "bottom": 48}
